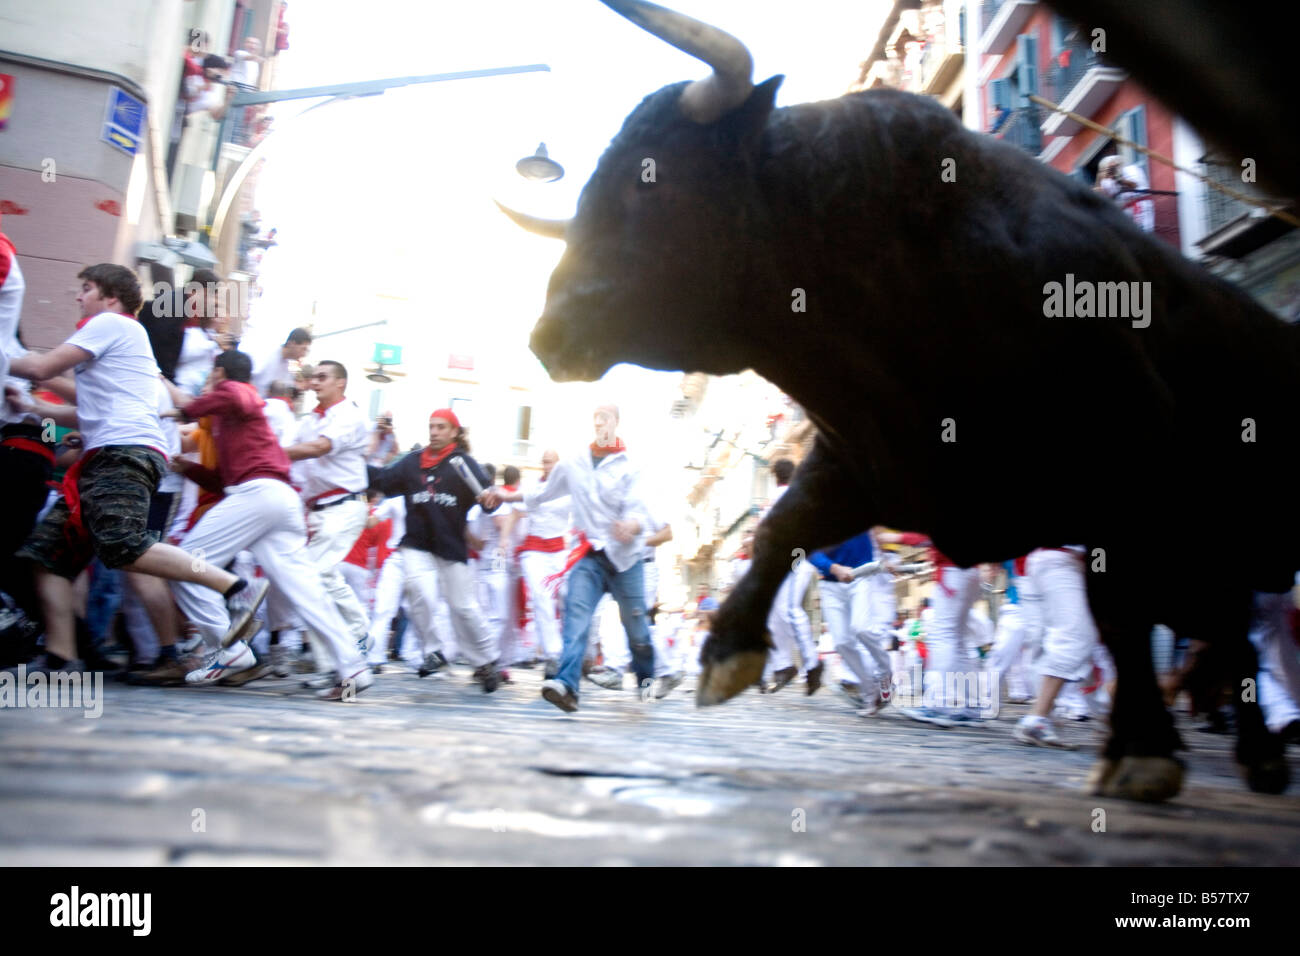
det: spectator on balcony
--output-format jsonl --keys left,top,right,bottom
{"left": 1095, "top": 155, "right": 1154, "bottom": 233}
{"left": 228, "top": 37, "right": 263, "bottom": 90}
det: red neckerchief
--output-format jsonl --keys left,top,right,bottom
{"left": 75, "top": 310, "right": 134, "bottom": 331}
{"left": 590, "top": 438, "right": 626, "bottom": 458}
{"left": 502, "top": 484, "right": 518, "bottom": 493}
{"left": 419, "top": 441, "right": 457, "bottom": 471}
{"left": 312, "top": 395, "right": 344, "bottom": 417}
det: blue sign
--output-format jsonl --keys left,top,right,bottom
{"left": 102, "top": 88, "right": 145, "bottom": 156}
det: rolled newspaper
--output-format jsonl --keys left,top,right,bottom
{"left": 449, "top": 456, "right": 485, "bottom": 496}
{"left": 851, "top": 560, "right": 928, "bottom": 579}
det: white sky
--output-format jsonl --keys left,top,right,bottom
{"left": 246, "top": 0, "right": 888, "bottom": 474}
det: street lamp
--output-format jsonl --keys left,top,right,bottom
{"left": 516, "top": 143, "right": 564, "bottom": 182}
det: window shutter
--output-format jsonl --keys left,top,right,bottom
{"left": 1016, "top": 33, "right": 1039, "bottom": 107}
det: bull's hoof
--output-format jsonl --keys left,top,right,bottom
{"left": 1087, "top": 756, "right": 1184, "bottom": 803}
{"left": 1241, "top": 757, "right": 1289, "bottom": 795}
{"left": 696, "top": 649, "right": 767, "bottom": 707}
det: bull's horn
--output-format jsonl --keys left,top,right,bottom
{"left": 494, "top": 200, "right": 570, "bottom": 240}
{"left": 601, "top": 0, "right": 753, "bottom": 125}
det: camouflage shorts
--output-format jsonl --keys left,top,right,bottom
{"left": 18, "top": 446, "right": 166, "bottom": 580}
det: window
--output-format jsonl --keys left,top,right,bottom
{"left": 514, "top": 405, "right": 533, "bottom": 458}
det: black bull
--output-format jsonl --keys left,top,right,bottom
{"left": 503, "top": 1, "right": 1299, "bottom": 802}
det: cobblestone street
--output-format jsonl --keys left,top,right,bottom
{"left": 3, "top": 664, "right": 1299, "bottom": 866}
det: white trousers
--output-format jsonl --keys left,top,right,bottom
{"left": 303, "top": 499, "right": 369, "bottom": 647}
{"left": 519, "top": 547, "right": 565, "bottom": 661}
{"left": 340, "top": 561, "right": 371, "bottom": 610}
{"left": 1249, "top": 590, "right": 1300, "bottom": 733}
{"left": 402, "top": 549, "right": 497, "bottom": 668}
{"left": 990, "top": 594, "right": 1044, "bottom": 699}
{"left": 766, "top": 561, "right": 820, "bottom": 675}
{"left": 644, "top": 560, "right": 674, "bottom": 678}
{"left": 821, "top": 577, "right": 892, "bottom": 696}
{"left": 923, "top": 566, "right": 982, "bottom": 709}
{"left": 474, "top": 558, "right": 511, "bottom": 662}
{"left": 1025, "top": 548, "right": 1098, "bottom": 683}
{"left": 170, "top": 479, "right": 364, "bottom": 676}
{"left": 366, "top": 551, "right": 407, "bottom": 663}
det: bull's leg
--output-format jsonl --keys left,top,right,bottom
{"left": 697, "top": 438, "right": 873, "bottom": 706}
{"left": 1083, "top": 557, "right": 1185, "bottom": 802}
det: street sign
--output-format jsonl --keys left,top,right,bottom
{"left": 102, "top": 88, "right": 145, "bottom": 156}
{"left": 0, "top": 74, "right": 14, "bottom": 130}
{"left": 372, "top": 343, "right": 402, "bottom": 365}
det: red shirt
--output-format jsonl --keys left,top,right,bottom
{"left": 181, "top": 380, "right": 291, "bottom": 489}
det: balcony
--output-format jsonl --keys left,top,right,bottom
{"left": 994, "top": 106, "right": 1042, "bottom": 155}
{"left": 979, "top": 0, "right": 1037, "bottom": 55}
{"left": 919, "top": 33, "right": 964, "bottom": 95}
{"left": 1196, "top": 157, "right": 1295, "bottom": 259}
{"left": 1040, "top": 40, "right": 1124, "bottom": 136}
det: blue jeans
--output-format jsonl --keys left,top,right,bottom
{"left": 556, "top": 552, "right": 653, "bottom": 696}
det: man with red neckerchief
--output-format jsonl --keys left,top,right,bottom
{"left": 484, "top": 404, "right": 657, "bottom": 713}
{"left": 10, "top": 264, "right": 260, "bottom": 671}
{"left": 161, "top": 350, "right": 371, "bottom": 698}
{"left": 367, "top": 408, "right": 504, "bottom": 692}
{"left": 282, "top": 359, "right": 371, "bottom": 679}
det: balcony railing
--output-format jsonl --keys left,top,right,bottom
{"left": 1042, "top": 38, "right": 1107, "bottom": 108}
{"left": 994, "top": 107, "right": 1042, "bottom": 155}
{"left": 1200, "top": 158, "right": 1273, "bottom": 235}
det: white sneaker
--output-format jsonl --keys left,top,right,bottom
{"left": 317, "top": 666, "right": 374, "bottom": 701}
{"left": 186, "top": 641, "right": 255, "bottom": 685}
{"left": 1013, "top": 715, "right": 1077, "bottom": 749}
{"left": 653, "top": 672, "right": 684, "bottom": 699}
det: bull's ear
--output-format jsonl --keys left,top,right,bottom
{"left": 729, "top": 74, "right": 783, "bottom": 150}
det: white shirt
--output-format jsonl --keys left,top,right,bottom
{"left": 525, "top": 448, "right": 649, "bottom": 573}
{"left": 466, "top": 503, "right": 504, "bottom": 557}
{"left": 0, "top": 252, "right": 35, "bottom": 428}
{"left": 294, "top": 397, "right": 369, "bottom": 502}
{"left": 517, "top": 476, "right": 571, "bottom": 541}
{"left": 174, "top": 326, "right": 220, "bottom": 395}
{"left": 262, "top": 396, "right": 297, "bottom": 447}
{"left": 154, "top": 379, "right": 184, "bottom": 493}
{"left": 66, "top": 313, "right": 168, "bottom": 453}
{"left": 251, "top": 345, "right": 291, "bottom": 396}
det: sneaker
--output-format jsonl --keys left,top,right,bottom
{"left": 186, "top": 642, "right": 255, "bottom": 685}
{"left": 301, "top": 669, "right": 338, "bottom": 689}
{"left": 128, "top": 656, "right": 192, "bottom": 686}
{"left": 418, "top": 651, "right": 448, "bottom": 678}
{"left": 221, "top": 578, "right": 269, "bottom": 648}
{"left": 176, "top": 633, "right": 205, "bottom": 655}
{"left": 585, "top": 665, "right": 624, "bottom": 690}
{"left": 653, "top": 672, "right": 684, "bottom": 699}
{"left": 838, "top": 680, "right": 864, "bottom": 708}
{"left": 804, "top": 660, "right": 825, "bottom": 695}
{"left": 473, "top": 663, "right": 501, "bottom": 693}
{"left": 269, "top": 644, "right": 291, "bottom": 678}
{"left": 768, "top": 666, "right": 798, "bottom": 693}
{"left": 220, "top": 659, "right": 273, "bottom": 686}
{"left": 317, "top": 666, "right": 374, "bottom": 701}
{"left": 898, "top": 706, "right": 957, "bottom": 728}
{"left": 1013, "top": 715, "right": 1076, "bottom": 749}
{"left": 541, "top": 678, "right": 578, "bottom": 713}
{"left": 543, "top": 658, "right": 559, "bottom": 679}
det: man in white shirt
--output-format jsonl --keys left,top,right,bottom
{"left": 281, "top": 360, "right": 372, "bottom": 673}
{"left": 511, "top": 449, "right": 571, "bottom": 677}
{"left": 485, "top": 404, "right": 656, "bottom": 713}
{"left": 10, "top": 264, "right": 264, "bottom": 669}
{"left": 251, "top": 327, "right": 311, "bottom": 397}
